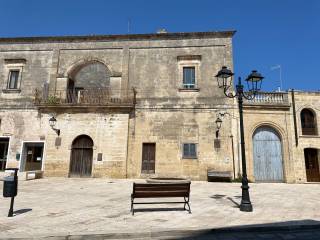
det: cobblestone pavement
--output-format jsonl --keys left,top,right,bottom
{"left": 0, "top": 178, "right": 320, "bottom": 239}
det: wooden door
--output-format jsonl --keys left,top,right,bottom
{"left": 0, "top": 139, "right": 9, "bottom": 171}
{"left": 253, "top": 126, "right": 284, "bottom": 182}
{"left": 305, "top": 148, "right": 320, "bottom": 182}
{"left": 69, "top": 135, "right": 93, "bottom": 177}
{"left": 141, "top": 143, "right": 155, "bottom": 174}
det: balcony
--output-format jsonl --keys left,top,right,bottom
{"left": 244, "top": 92, "right": 289, "bottom": 108}
{"left": 34, "top": 88, "right": 136, "bottom": 111}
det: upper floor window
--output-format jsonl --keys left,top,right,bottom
{"left": 183, "top": 67, "right": 195, "bottom": 89}
{"left": 183, "top": 143, "right": 197, "bottom": 159}
{"left": 301, "top": 108, "right": 317, "bottom": 135}
{"left": 7, "top": 70, "right": 20, "bottom": 89}
{"left": 3, "top": 58, "right": 26, "bottom": 93}
{"left": 177, "top": 55, "right": 201, "bottom": 91}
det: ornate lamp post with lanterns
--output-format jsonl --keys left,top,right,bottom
{"left": 215, "top": 66, "right": 264, "bottom": 212}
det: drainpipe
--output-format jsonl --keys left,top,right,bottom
{"left": 230, "top": 134, "right": 236, "bottom": 179}
{"left": 291, "top": 89, "right": 299, "bottom": 147}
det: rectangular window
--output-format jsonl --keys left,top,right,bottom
{"left": 183, "top": 67, "right": 195, "bottom": 89}
{"left": 183, "top": 143, "right": 197, "bottom": 159}
{"left": 8, "top": 70, "right": 20, "bottom": 89}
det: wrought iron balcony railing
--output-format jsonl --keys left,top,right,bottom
{"left": 34, "top": 88, "right": 136, "bottom": 107}
{"left": 244, "top": 92, "right": 289, "bottom": 106}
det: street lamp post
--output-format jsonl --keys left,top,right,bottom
{"left": 215, "top": 66, "right": 264, "bottom": 212}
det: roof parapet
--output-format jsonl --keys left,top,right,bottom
{"left": 0, "top": 30, "right": 236, "bottom": 43}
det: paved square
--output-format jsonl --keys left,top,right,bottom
{"left": 0, "top": 178, "right": 320, "bottom": 239}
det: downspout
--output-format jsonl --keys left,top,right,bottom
{"left": 230, "top": 134, "right": 236, "bottom": 179}
{"left": 291, "top": 89, "right": 299, "bottom": 147}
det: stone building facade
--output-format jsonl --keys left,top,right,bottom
{"left": 241, "top": 90, "right": 320, "bottom": 183}
{"left": 0, "top": 31, "right": 319, "bottom": 183}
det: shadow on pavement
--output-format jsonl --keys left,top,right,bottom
{"left": 133, "top": 207, "right": 186, "bottom": 213}
{"left": 210, "top": 194, "right": 241, "bottom": 208}
{"left": 226, "top": 197, "right": 240, "bottom": 208}
{"left": 60, "top": 219, "right": 320, "bottom": 240}
{"left": 169, "top": 219, "right": 320, "bottom": 240}
{"left": 13, "top": 208, "right": 32, "bottom": 216}
{"left": 210, "top": 194, "right": 226, "bottom": 199}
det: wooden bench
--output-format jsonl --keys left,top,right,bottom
{"left": 131, "top": 182, "right": 191, "bottom": 215}
{"left": 207, "top": 170, "right": 232, "bottom": 182}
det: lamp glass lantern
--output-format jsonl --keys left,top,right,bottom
{"left": 215, "top": 66, "right": 234, "bottom": 89}
{"left": 245, "top": 70, "right": 264, "bottom": 93}
{"left": 215, "top": 117, "right": 222, "bottom": 130}
{"left": 49, "top": 116, "right": 57, "bottom": 128}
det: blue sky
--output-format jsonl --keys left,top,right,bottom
{"left": 1, "top": 0, "right": 319, "bottom": 91}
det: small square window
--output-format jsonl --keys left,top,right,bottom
{"left": 183, "top": 67, "right": 195, "bottom": 89}
{"left": 183, "top": 143, "right": 197, "bottom": 159}
{"left": 8, "top": 70, "right": 20, "bottom": 89}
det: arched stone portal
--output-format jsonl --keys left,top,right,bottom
{"left": 253, "top": 126, "right": 284, "bottom": 182}
{"left": 69, "top": 135, "right": 94, "bottom": 177}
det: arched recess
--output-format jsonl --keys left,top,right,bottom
{"left": 69, "top": 135, "right": 94, "bottom": 178}
{"left": 66, "top": 59, "right": 111, "bottom": 91}
{"left": 252, "top": 125, "right": 284, "bottom": 182}
{"left": 300, "top": 108, "right": 317, "bottom": 135}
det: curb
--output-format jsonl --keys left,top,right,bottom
{"left": 5, "top": 224, "right": 320, "bottom": 239}
{"left": 210, "top": 223, "right": 320, "bottom": 233}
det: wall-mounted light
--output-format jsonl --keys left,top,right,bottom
{"left": 49, "top": 116, "right": 60, "bottom": 136}
{"left": 215, "top": 117, "right": 222, "bottom": 138}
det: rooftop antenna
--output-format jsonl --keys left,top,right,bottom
{"left": 127, "top": 18, "right": 131, "bottom": 33}
{"left": 271, "top": 65, "right": 282, "bottom": 92}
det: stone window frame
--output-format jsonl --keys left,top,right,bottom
{"left": 182, "top": 143, "right": 198, "bottom": 159}
{"left": 177, "top": 55, "right": 201, "bottom": 92}
{"left": 2, "top": 59, "right": 26, "bottom": 93}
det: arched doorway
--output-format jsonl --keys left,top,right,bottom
{"left": 253, "top": 126, "right": 284, "bottom": 182}
{"left": 69, "top": 135, "right": 93, "bottom": 177}
{"left": 304, "top": 148, "right": 320, "bottom": 182}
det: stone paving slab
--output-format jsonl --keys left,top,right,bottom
{"left": 0, "top": 178, "right": 320, "bottom": 239}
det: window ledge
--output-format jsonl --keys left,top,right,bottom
{"left": 299, "top": 135, "right": 320, "bottom": 138}
{"left": 2, "top": 89, "right": 21, "bottom": 93}
{"left": 182, "top": 156, "right": 198, "bottom": 160}
{"left": 178, "top": 88, "right": 200, "bottom": 92}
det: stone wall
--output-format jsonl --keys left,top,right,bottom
{"left": 127, "top": 109, "right": 235, "bottom": 180}
{"left": 0, "top": 109, "right": 44, "bottom": 170}
{"left": 44, "top": 112, "right": 129, "bottom": 178}
{"left": 289, "top": 91, "right": 320, "bottom": 182}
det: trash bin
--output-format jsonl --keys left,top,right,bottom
{"left": 2, "top": 168, "right": 19, "bottom": 217}
{"left": 3, "top": 176, "right": 17, "bottom": 198}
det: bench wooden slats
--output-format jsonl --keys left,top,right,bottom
{"left": 131, "top": 182, "right": 191, "bottom": 215}
{"left": 133, "top": 191, "right": 189, "bottom": 198}
{"left": 133, "top": 185, "right": 189, "bottom": 192}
